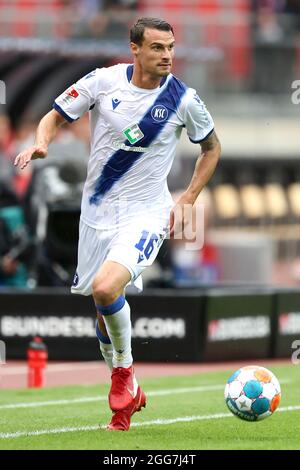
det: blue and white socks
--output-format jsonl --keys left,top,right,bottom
{"left": 95, "top": 320, "right": 113, "bottom": 371}
{"left": 96, "top": 295, "right": 133, "bottom": 369}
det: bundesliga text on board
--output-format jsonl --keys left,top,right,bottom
{"left": 0, "top": 315, "right": 186, "bottom": 340}
{"left": 291, "top": 80, "right": 300, "bottom": 104}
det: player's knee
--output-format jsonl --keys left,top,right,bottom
{"left": 92, "top": 279, "right": 117, "bottom": 304}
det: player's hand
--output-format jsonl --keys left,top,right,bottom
{"left": 14, "top": 145, "right": 48, "bottom": 170}
{"left": 169, "top": 192, "right": 195, "bottom": 238}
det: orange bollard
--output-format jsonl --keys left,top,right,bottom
{"left": 27, "top": 336, "right": 48, "bottom": 388}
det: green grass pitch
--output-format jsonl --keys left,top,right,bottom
{"left": 0, "top": 363, "right": 299, "bottom": 450}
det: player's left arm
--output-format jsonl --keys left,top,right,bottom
{"left": 170, "top": 130, "right": 221, "bottom": 236}
{"left": 184, "top": 130, "right": 221, "bottom": 204}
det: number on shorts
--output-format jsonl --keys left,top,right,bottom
{"left": 135, "top": 231, "right": 159, "bottom": 260}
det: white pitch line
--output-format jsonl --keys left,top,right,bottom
{"left": 0, "top": 406, "right": 300, "bottom": 440}
{"left": 0, "top": 384, "right": 224, "bottom": 410}
{"left": 0, "top": 379, "right": 290, "bottom": 411}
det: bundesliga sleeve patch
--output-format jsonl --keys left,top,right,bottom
{"left": 61, "top": 86, "right": 79, "bottom": 106}
{"left": 67, "top": 87, "right": 79, "bottom": 98}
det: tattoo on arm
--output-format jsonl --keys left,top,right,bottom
{"left": 200, "top": 131, "right": 220, "bottom": 152}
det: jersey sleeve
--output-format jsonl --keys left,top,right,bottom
{"left": 183, "top": 90, "right": 214, "bottom": 143}
{"left": 53, "top": 69, "right": 99, "bottom": 122}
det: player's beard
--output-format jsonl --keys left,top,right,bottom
{"left": 156, "top": 63, "right": 172, "bottom": 76}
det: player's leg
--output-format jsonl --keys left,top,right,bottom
{"left": 71, "top": 221, "right": 115, "bottom": 372}
{"left": 93, "top": 219, "right": 168, "bottom": 430}
{"left": 92, "top": 261, "right": 137, "bottom": 406}
{"left": 71, "top": 220, "right": 142, "bottom": 427}
{"left": 92, "top": 260, "right": 132, "bottom": 372}
{"left": 92, "top": 259, "right": 146, "bottom": 430}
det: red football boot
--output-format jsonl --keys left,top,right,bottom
{"left": 109, "top": 365, "right": 137, "bottom": 411}
{"left": 107, "top": 385, "right": 146, "bottom": 431}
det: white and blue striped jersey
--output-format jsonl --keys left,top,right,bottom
{"left": 54, "top": 63, "right": 214, "bottom": 229}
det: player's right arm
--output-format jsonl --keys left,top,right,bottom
{"left": 14, "top": 109, "right": 67, "bottom": 170}
{"left": 14, "top": 68, "right": 100, "bottom": 170}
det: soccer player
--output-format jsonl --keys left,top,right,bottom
{"left": 14, "top": 17, "right": 221, "bottom": 430}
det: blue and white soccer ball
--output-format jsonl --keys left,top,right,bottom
{"left": 224, "top": 365, "right": 281, "bottom": 421}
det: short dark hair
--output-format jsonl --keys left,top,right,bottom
{"left": 130, "top": 17, "right": 174, "bottom": 45}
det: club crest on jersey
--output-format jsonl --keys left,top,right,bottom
{"left": 151, "top": 105, "right": 168, "bottom": 122}
{"left": 122, "top": 123, "right": 144, "bottom": 144}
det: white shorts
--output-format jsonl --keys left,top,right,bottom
{"left": 71, "top": 217, "right": 168, "bottom": 296}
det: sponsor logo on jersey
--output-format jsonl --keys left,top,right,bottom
{"left": 112, "top": 98, "right": 121, "bottom": 110}
{"left": 112, "top": 140, "right": 148, "bottom": 152}
{"left": 122, "top": 123, "right": 144, "bottom": 144}
{"left": 151, "top": 105, "right": 168, "bottom": 122}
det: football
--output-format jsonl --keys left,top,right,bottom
{"left": 224, "top": 365, "right": 281, "bottom": 421}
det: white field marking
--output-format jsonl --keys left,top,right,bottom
{"left": 0, "top": 379, "right": 290, "bottom": 411}
{"left": 0, "top": 405, "right": 300, "bottom": 440}
{"left": 0, "top": 384, "right": 225, "bottom": 410}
